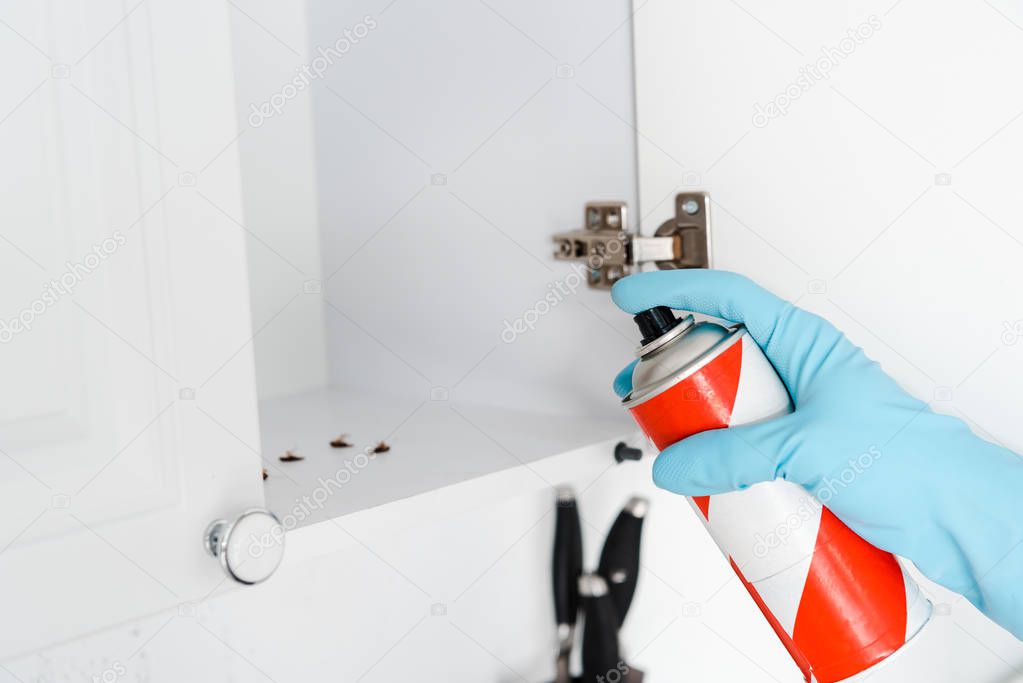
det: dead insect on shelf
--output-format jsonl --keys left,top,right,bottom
{"left": 372, "top": 441, "right": 391, "bottom": 454}
{"left": 330, "top": 434, "right": 352, "bottom": 448}
{"left": 279, "top": 449, "right": 304, "bottom": 462}
{"left": 261, "top": 468, "right": 269, "bottom": 480}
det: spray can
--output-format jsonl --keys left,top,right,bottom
{"left": 621, "top": 307, "right": 930, "bottom": 683}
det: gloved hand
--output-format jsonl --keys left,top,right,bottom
{"left": 611, "top": 269, "right": 1023, "bottom": 640}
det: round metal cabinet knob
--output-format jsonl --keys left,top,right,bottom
{"left": 204, "top": 509, "right": 284, "bottom": 585}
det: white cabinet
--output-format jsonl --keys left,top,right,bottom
{"left": 0, "top": 0, "right": 266, "bottom": 657}
{"left": 226, "top": 0, "right": 640, "bottom": 525}
{"left": 0, "top": 0, "right": 640, "bottom": 661}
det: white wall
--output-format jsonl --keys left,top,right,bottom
{"left": 307, "top": 0, "right": 640, "bottom": 419}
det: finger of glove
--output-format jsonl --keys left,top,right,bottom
{"left": 651, "top": 416, "right": 799, "bottom": 496}
{"left": 611, "top": 269, "right": 840, "bottom": 395}
{"left": 612, "top": 269, "right": 788, "bottom": 347}
{"left": 613, "top": 359, "right": 639, "bottom": 399}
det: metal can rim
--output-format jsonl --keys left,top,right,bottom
{"left": 621, "top": 325, "right": 746, "bottom": 409}
{"left": 635, "top": 314, "right": 696, "bottom": 356}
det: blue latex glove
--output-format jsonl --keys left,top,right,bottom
{"left": 612, "top": 269, "right": 1023, "bottom": 640}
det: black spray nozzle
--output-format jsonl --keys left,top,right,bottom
{"left": 634, "top": 306, "right": 682, "bottom": 345}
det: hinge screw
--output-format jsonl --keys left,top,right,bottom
{"left": 614, "top": 441, "right": 643, "bottom": 463}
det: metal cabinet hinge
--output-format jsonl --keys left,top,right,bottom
{"left": 552, "top": 192, "right": 710, "bottom": 289}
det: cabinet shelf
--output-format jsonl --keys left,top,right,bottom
{"left": 260, "top": 386, "right": 636, "bottom": 526}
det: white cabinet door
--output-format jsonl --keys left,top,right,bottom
{"left": 633, "top": 1, "right": 1023, "bottom": 680}
{"left": 0, "top": 0, "right": 265, "bottom": 658}
{"left": 632, "top": 2, "right": 1023, "bottom": 451}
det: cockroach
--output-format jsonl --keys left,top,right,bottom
{"left": 279, "top": 449, "right": 304, "bottom": 462}
{"left": 372, "top": 441, "right": 390, "bottom": 454}
{"left": 261, "top": 468, "right": 269, "bottom": 480}
{"left": 330, "top": 434, "right": 353, "bottom": 448}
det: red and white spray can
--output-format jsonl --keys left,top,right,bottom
{"left": 621, "top": 307, "right": 930, "bottom": 683}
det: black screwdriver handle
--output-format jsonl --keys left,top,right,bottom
{"left": 597, "top": 497, "right": 648, "bottom": 627}
{"left": 579, "top": 574, "right": 624, "bottom": 683}
{"left": 553, "top": 486, "right": 584, "bottom": 628}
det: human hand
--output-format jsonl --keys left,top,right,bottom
{"left": 612, "top": 269, "right": 1023, "bottom": 639}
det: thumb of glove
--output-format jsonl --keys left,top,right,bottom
{"left": 651, "top": 415, "right": 798, "bottom": 496}
{"left": 612, "top": 359, "right": 639, "bottom": 399}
